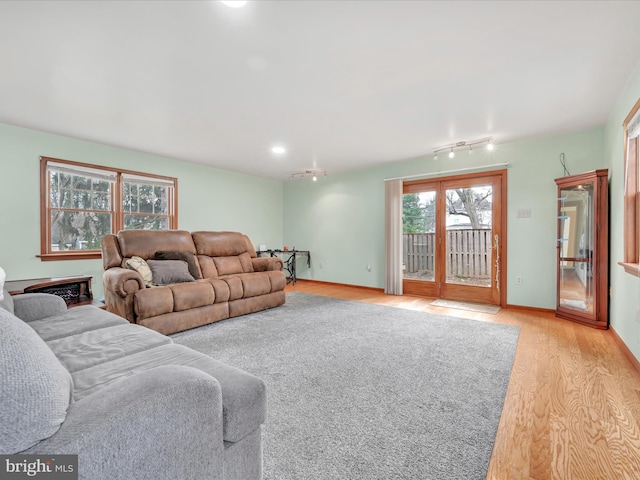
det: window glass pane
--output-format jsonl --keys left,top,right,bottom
{"left": 445, "top": 186, "right": 493, "bottom": 287}
{"left": 124, "top": 214, "right": 169, "bottom": 230}
{"left": 59, "top": 188, "right": 72, "bottom": 209}
{"left": 94, "top": 180, "right": 110, "bottom": 192}
{"left": 93, "top": 192, "right": 111, "bottom": 210}
{"left": 72, "top": 175, "right": 91, "bottom": 190}
{"left": 49, "top": 172, "right": 71, "bottom": 208}
{"left": 49, "top": 174, "right": 61, "bottom": 208}
{"left": 72, "top": 191, "right": 90, "bottom": 209}
{"left": 50, "top": 210, "right": 112, "bottom": 251}
{"left": 59, "top": 173, "right": 72, "bottom": 188}
{"left": 139, "top": 185, "right": 154, "bottom": 213}
{"left": 51, "top": 171, "right": 111, "bottom": 211}
{"left": 403, "top": 191, "right": 436, "bottom": 281}
{"left": 123, "top": 181, "right": 170, "bottom": 215}
{"left": 154, "top": 186, "right": 168, "bottom": 214}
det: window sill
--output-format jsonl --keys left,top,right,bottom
{"left": 37, "top": 252, "right": 102, "bottom": 262}
{"left": 618, "top": 261, "right": 640, "bottom": 277}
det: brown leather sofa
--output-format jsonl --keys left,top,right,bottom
{"left": 101, "top": 230, "right": 286, "bottom": 334}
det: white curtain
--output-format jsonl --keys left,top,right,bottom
{"left": 384, "top": 179, "right": 403, "bottom": 295}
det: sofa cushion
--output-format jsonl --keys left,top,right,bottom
{"left": 125, "top": 256, "right": 153, "bottom": 287}
{"left": 47, "top": 323, "right": 173, "bottom": 373}
{"left": 235, "top": 272, "right": 272, "bottom": 298}
{"left": 239, "top": 252, "right": 255, "bottom": 273}
{"left": 147, "top": 259, "right": 195, "bottom": 286}
{"left": 134, "top": 286, "right": 174, "bottom": 320}
{"left": 197, "top": 255, "right": 219, "bottom": 278}
{"left": 221, "top": 275, "right": 244, "bottom": 301}
{"left": 155, "top": 251, "right": 202, "bottom": 279}
{"left": 213, "top": 256, "right": 244, "bottom": 276}
{"left": 264, "top": 270, "right": 287, "bottom": 292}
{"left": 0, "top": 309, "right": 73, "bottom": 453}
{"left": 203, "top": 278, "right": 231, "bottom": 304}
{"left": 28, "top": 306, "right": 127, "bottom": 341}
{"left": 12, "top": 293, "right": 67, "bottom": 322}
{"left": 210, "top": 252, "right": 253, "bottom": 275}
{"left": 118, "top": 229, "right": 197, "bottom": 259}
{"left": 170, "top": 282, "right": 215, "bottom": 311}
{"left": 71, "top": 344, "right": 266, "bottom": 442}
{"left": 192, "top": 231, "right": 250, "bottom": 257}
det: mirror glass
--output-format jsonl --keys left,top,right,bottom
{"left": 558, "top": 183, "right": 594, "bottom": 314}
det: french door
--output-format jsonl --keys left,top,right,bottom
{"left": 402, "top": 170, "right": 506, "bottom": 305}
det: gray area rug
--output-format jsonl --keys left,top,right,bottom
{"left": 172, "top": 292, "right": 520, "bottom": 480}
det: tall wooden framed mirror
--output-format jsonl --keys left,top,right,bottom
{"left": 555, "top": 169, "right": 609, "bottom": 329}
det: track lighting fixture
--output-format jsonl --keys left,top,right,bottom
{"left": 433, "top": 137, "right": 494, "bottom": 160}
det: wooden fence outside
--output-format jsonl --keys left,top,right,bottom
{"left": 403, "top": 229, "right": 492, "bottom": 280}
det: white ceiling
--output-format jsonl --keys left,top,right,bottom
{"left": 2, "top": 0, "right": 640, "bottom": 180}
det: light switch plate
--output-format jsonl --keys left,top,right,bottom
{"left": 516, "top": 209, "right": 531, "bottom": 218}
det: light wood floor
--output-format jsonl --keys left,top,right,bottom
{"left": 286, "top": 280, "right": 640, "bottom": 480}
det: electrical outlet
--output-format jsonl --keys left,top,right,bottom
{"left": 367, "top": 265, "right": 372, "bottom": 272}
{"left": 515, "top": 275, "right": 523, "bottom": 285}
{"left": 319, "top": 262, "right": 324, "bottom": 269}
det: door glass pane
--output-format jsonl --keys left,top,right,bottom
{"left": 445, "top": 186, "right": 492, "bottom": 287}
{"left": 558, "top": 183, "right": 594, "bottom": 313}
{"left": 403, "top": 191, "right": 436, "bottom": 281}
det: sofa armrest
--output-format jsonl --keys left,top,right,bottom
{"left": 252, "top": 257, "right": 284, "bottom": 272}
{"left": 103, "top": 267, "right": 144, "bottom": 298}
{"left": 25, "top": 365, "right": 224, "bottom": 480}
{"left": 13, "top": 293, "right": 67, "bottom": 322}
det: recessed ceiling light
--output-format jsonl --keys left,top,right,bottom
{"left": 271, "top": 146, "right": 286, "bottom": 155}
{"left": 220, "top": 1, "right": 247, "bottom": 8}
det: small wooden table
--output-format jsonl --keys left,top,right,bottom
{"left": 5, "top": 275, "right": 102, "bottom": 308}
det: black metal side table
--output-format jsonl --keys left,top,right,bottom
{"left": 257, "top": 250, "right": 311, "bottom": 284}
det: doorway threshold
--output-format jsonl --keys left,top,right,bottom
{"left": 430, "top": 299, "right": 501, "bottom": 314}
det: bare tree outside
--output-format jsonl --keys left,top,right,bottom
{"left": 49, "top": 173, "right": 171, "bottom": 251}
{"left": 403, "top": 186, "right": 493, "bottom": 285}
{"left": 49, "top": 171, "right": 112, "bottom": 251}
{"left": 446, "top": 188, "right": 492, "bottom": 229}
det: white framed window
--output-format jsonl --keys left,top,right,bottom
{"left": 621, "top": 100, "right": 640, "bottom": 276}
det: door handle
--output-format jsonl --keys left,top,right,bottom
{"left": 494, "top": 234, "right": 500, "bottom": 291}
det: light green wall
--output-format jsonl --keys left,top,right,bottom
{"left": 604, "top": 63, "right": 640, "bottom": 362}
{"left": 284, "top": 128, "right": 604, "bottom": 308}
{"left": 1, "top": 111, "right": 625, "bottom": 352}
{"left": 0, "top": 123, "right": 283, "bottom": 299}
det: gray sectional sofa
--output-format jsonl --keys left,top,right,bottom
{"left": 0, "top": 289, "right": 266, "bottom": 479}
